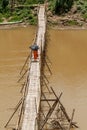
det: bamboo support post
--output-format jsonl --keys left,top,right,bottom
{"left": 40, "top": 93, "right": 62, "bottom": 130}
{"left": 42, "top": 73, "right": 49, "bottom": 84}
{"left": 44, "top": 59, "right": 52, "bottom": 75}
{"left": 51, "top": 87, "right": 78, "bottom": 128}
{"left": 42, "top": 92, "right": 51, "bottom": 108}
{"left": 17, "top": 69, "right": 28, "bottom": 83}
{"left": 42, "top": 78, "right": 51, "bottom": 93}
{"left": 46, "top": 55, "right": 52, "bottom": 65}
{"left": 16, "top": 98, "right": 25, "bottom": 130}
{"left": 20, "top": 82, "right": 25, "bottom": 93}
{"left": 4, "top": 99, "right": 22, "bottom": 128}
{"left": 15, "top": 98, "right": 23, "bottom": 110}
{"left": 68, "top": 109, "right": 75, "bottom": 130}
{"left": 20, "top": 54, "right": 30, "bottom": 75}
{"left": 56, "top": 121, "right": 64, "bottom": 130}
{"left": 41, "top": 99, "right": 56, "bottom": 101}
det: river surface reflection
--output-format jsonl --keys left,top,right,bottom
{"left": 0, "top": 26, "right": 36, "bottom": 130}
{"left": 47, "top": 29, "right": 87, "bottom": 130}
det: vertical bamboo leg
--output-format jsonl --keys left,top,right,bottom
{"left": 4, "top": 100, "right": 22, "bottom": 128}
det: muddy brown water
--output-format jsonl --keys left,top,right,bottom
{"left": 0, "top": 26, "right": 36, "bottom": 130}
{"left": 0, "top": 26, "right": 87, "bottom": 130}
{"left": 47, "top": 29, "right": 87, "bottom": 130}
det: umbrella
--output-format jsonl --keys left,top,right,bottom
{"left": 30, "top": 44, "right": 39, "bottom": 50}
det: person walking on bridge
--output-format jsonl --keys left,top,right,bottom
{"left": 30, "top": 44, "right": 39, "bottom": 61}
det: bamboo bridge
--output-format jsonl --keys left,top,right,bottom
{"left": 5, "top": 4, "right": 78, "bottom": 130}
{"left": 21, "top": 5, "right": 46, "bottom": 130}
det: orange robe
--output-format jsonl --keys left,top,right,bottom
{"left": 33, "top": 50, "right": 38, "bottom": 60}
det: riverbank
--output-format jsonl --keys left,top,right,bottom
{"left": 48, "top": 24, "right": 87, "bottom": 30}
{"left": 47, "top": 0, "right": 87, "bottom": 30}
{"left": 47, "top": 14, "right": 87, "bottom": 30}
{"left": 0, "top": 5, "right": 38, "bottom": 27}
{"left": 0, "top": 13, "right": 87, "bottom": 30}
{"left": 0, "top": 21, "right": 32, "bottom": 29}
{"left": 0, "top": 0, "right": 87, "bottom": 30}
{"left": 0, "top": 9, "right": 87, "bottom": 30}
{"left": 0, "top": 21, "right": 87, "bottom": 30}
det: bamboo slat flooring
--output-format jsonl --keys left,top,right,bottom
{"left": 21, "top": 5, "right": 46, "bottom": 130}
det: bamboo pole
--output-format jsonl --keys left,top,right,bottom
{"left": 20, "top": 82, "right": 25, "bottom": 93}
{"left": 40, "top": 93, "right": 62, "bottom": 130}
{"left": 68, "top": 109, "right": 75, "bottom": 130}
{"left": 16, "top": 98, "right": 25, "bottom": 130}
{"left": 44, "top": 59, "right": 52, "bottom": 75}
{"left": 42, "top": 92, "right": 51, "bottom": 108}
{"left": 42, "top": 73, "right": 49, "bottom": 84}
{"left": 46, "top": 55, "right": 52, "bottom": 65}
{"left": 41, "top": 99, "right": 56, "bottom": 101}
{"left": 42, "top": 78, "right": 51, "bottom": 93}
{"left": 20, "top": 54, "right": 30, "bottom": 75}
{"left": 4, "top": 100, "right": 22, "bottom": 128}
{"left": 50, "top": 87, "right": 78, "bottom": 128}
{"left": 17, "top": 69, "right": 28, "bottom": 83}
{"left": 14, "top": 98, "right": 23, "bottom": 110}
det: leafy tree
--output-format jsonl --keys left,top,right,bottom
{"left": 53, "top": 0, "right": 73, "bottom": 14}
{"left": 10, "top": 0, "right": 15, "bottom": 11}
{"left": 2, "top": 0, "right": 9, "bottom": 10}
{"left": 0, "top": 1, "right": 2, "bottom": 12}
{"left": 0, "top": 0, "right": 9, "bottom": 12}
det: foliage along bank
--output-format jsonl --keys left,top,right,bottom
{"left": 0, "top": 0, "right": 74, "bottom": 24}
{"left": 47, "top": 0, "right": 87, "bottom": 27}
{"left": 0, "top": 0, "right": 87, "bottom": 27}
{"left": 0, "top": 0, "right": 44, "bottom": 24}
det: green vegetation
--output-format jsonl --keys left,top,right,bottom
{"left": 67, "top": 20, "right": 78, "bottom": 26}
{"left": 0, "top": 13, "right": 3, "bottom": 22}
{"left": 0, "top": 0, "right": 45, "bottom": 24}
{"left": 47, "top": 0, "right": 87, "bottom": 27}
{"left": 48, "top": 0, "right": 87, "bottom": 20}
{"left": 75, "top": 0, "right": 87, "bottom": 20}
{"left": 0, "top": 0, "right": 87, "bottom": 25}
{"left": 48, "top": 0, "right": 73, "bottom": 14}
{"left": 0, "top": 0, "right": 9, "bottom": 12}
{"left": 0, "top": 7, "right": 37, "bottom": 24}
{"left": 25, "top": 0, "right": 44, "bottom": 4}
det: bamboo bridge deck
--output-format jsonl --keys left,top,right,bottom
{"left": 21, "top": 5, "right": 46, "bottom": 130}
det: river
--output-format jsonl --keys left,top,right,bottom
{"left": 0, "top": 27, "right": 87, "bottom": 130}
{"left": 0, "top": 26, "right": 36, "bottom": 130}
{"left": 47, "top": 29, "right": 87, "bottom": 130}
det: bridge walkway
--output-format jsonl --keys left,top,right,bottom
{"left": 21, "top": 5, "right": 46, "bottom": 130}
